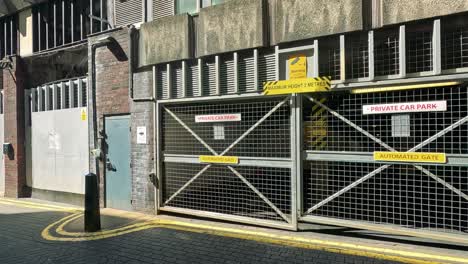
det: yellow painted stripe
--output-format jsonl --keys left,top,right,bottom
{"left": 351, "top": 82, "right": 460, "bottom": 94}
{"left": 0, "top": 200, "right": 78, "bottom": 212}
{"left": 4, "top": 198, "right": 458, "bottom": 264}
{"left": 0, "top": 198, "right": 80, "bottom": 211}
{"left": 38, "top": 211, "right": 468, "bottom": 264}
{"left": 154, "top": 220, "right": 468, "bottom": 264}
{"left": 311, "top": 98, "right": 327, "bottom": 112}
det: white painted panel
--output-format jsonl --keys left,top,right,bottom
{"left": 0, "top": 114, "right": 4, "bottom": 196}
{"left": 31, "top": 108, "right": 89, "bottom": 194}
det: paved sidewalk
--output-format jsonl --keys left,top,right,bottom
{"left": 1, "top": 198, "right": 467, "bottom": 264}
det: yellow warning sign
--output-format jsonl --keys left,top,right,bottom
{"left": 373, "top": 152, "right": 446, "bottom": 164}
{"left": 263, "top": 77, "right": 331, "bottom": 95}
{"left": 289, "top": 54, "right": 307, "bottom": 79}
{"left": 199, "top": 155, "right": 239, "bottom": 164}
{"left": 80, "top": 108, "right": 87, "bottom": 121}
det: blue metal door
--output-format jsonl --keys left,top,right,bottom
{"left": 105, "top": 115, "right": 132, "bottom": 210}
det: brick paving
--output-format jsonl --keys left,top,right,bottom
{"left": 0, "top": 203, "right": 402, "bottom": 264}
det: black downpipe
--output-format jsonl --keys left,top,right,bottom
{"left": 129, "top": 25, "right": 136, "bottom": 99}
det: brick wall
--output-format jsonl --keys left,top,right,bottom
{"left": 3, "top": 56, "right": 29, "bottom": 198}
{"left": 89, "top": 28, "right": 155, "bottom": 212}
{"left": 131, "top": 68, "right": 155, "bottom": 212}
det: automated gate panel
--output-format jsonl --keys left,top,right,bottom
{"left": 304, "top": 86, "right": 468, "bottom": 154}
{"left": 302, "top": 85, "right": 468, "bottom": 236}
{"left": 163, "top": 99, "right": 291, "bottom": 158}
{"left": 305, "top": 161, "right": 468, "bottom": 232}
{"left": 160, "top": 97, "right": 294, "bottom": 228}
{"left": 164, "top": 163, "right": 291, "bottom": 222}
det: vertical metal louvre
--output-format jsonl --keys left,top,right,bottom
{"left": 30, "top": 77, "right": 87, "bottom": 112}
{"left": 186, "top": 60, "right": 200, "bottom": 97}
{"left": 238, "top": 51, "right": 255, "bottom": 92}
{"left": 114, "top": 0, "right": 143, "bottom": 27}
{"left": 202, "top": 58, "right": 216, "bottom": 96}
{"left": 153, "top": 0, "right": 174, "bottom": 20}
{"left": 257, "top": 50, "right": 276, "bottom": 90}
{"left": 171, "top": 62, "right": 184, "bottom": 98}
{"left": 219, "top": 54, "right": 235, "bottom": 95}
{"left": 156, "top": 65, "right": 169, "bottom": 99}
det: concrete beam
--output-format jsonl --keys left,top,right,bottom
{"left": 382, "top": 0, "right": 468, "bottom": 26}
{"left": 138, "top": 14, "right": 192, "bottom": 67}
{"left": 197, "top": 0, "right": 266, "bottom": 57}
{"left": 274, "top": 0, "right": 363, "bottom": 44}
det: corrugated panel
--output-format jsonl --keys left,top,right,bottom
{"left": 220, "top": 55, "right": 235, "bottom": 95}
{"left": 157, "top": 65, "right": 169, "bottom": 99}
{"left": 153, "top": 0, "right": 174, "bottom": 20}
{"left": 172, "top": 62, "right": 184, "bottom": 98}
{"left": 202, "top": 59, "right": 216, "bottom": 96}
{"left": 238, "top": 51, "right": 255, "bottom": 93}
{"left": 187, "top": 60, "right": 199, "bottom": 97}
{"left": 258, "top": 51, "right": 276, "bottom": 90}
{"left": 115, "top": 0, "right": 143, "bottom": 27}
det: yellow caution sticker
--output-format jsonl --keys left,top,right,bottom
{"left": 263, "top": 78, "right": 331, "bottom": 95}
{"left": 373, "top": 152, "right": 446, "bottom": 164}
{"left": 199, "top": 155, "right": 239, "bottom": 164}
{"left": 80, "top": 108, "right": 87, "bottom": 121}
{"left": 288, "top": 54, "right": 307, "bottom": 79}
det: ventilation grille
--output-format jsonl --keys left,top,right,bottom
{"left": 115, "top": 0, "right": 143, "bottom": 27}
{"left": 153, "top": 0, "right": 174, "bottom": 20}
{"left": 258, "top": 51, "right": 276, "bottom": 90}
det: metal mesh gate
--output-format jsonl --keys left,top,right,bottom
{"left": 159, "top": 96, "right": 295, "bottom": 229}
{"left": 301, "top": 85, "right": 468, "bottom": 236}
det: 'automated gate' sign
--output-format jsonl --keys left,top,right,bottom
{"left": 374, "top": 152, "right": 447, "bottom": 164}
{"left": 363, "top": 101, "right": 447, "bottom": 115}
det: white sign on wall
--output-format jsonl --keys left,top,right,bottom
{"left": 137, "top": 126, "right": 147, "bottom": 144}
{"left": 195, "top": 113, "right": 242, "bottom": 123}
{"left": 363, "top": 101, "right": 447, "bottom": 115}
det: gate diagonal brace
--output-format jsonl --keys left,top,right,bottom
{"left": 163, "top": 97, "right": 291, "bottom": 220}
{"left": 228, "top": 166, "right": 291, "bottom": 223}
{"left": 305, "top": 96, "right": 468, "bottom": 215}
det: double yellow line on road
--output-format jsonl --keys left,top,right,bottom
{"left": 2, "top": 198, "right": 467, "bottom": 264}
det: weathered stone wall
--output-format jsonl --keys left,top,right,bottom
{"left": 138, "top": 14, "right": 192, "bottom": 66}
{"left": 382, "top": 0, "right": 468, "bottom": 25}
{"left": 197, "top": 0, "right": 266, "bottom": 57}
{"left": 274, "top": 0, "right": 363, "bottom": 44}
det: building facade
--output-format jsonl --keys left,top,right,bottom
{"left": 0, "top": 0, "right": 467, "bottom": 244}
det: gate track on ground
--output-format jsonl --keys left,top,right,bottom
{"left": 1, "top": 198, "right": 467, "bottom": 264}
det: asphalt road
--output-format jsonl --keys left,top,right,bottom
{"left": 0, "top": 202, "right": 403, "bottom": 264}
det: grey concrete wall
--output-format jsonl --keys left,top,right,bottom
{"left": 274, "top": 0, "right": 363, "bottom": 44}
{"left": 197, "top": 0, "right": 265, "bottom": 57}
{"left": 130, "top": 68, "right": 155, "bottom": 212}
{"left": 138, "top": 14, "right": 192, "bottom": 67}
{"left": 382, "top": 0, "right": 468, "bottom": 25}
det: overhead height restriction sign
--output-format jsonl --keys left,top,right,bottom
{"left": 263, "top": 77, "right": 331, "bottom": 95}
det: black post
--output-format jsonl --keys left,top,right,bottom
{"left": 85, "top": 173, "right": 101, "bottom": 232}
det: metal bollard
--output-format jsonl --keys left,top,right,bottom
{"left": 84, "top": 173, "right": 101, "bottom": 232}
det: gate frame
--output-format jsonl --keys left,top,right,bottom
{"left": 155, "top": 93, "right": 298, "bottom": 230}
{"left": 298, "top": 90, "right": 468, "bottom": 245}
